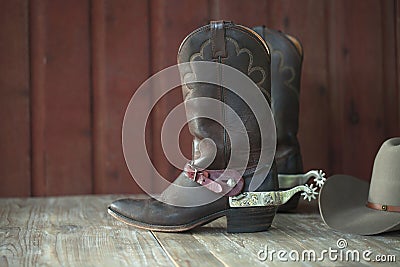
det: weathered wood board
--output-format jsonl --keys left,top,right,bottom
{"left": 0, "top": 196, "right": 399, "bottom": 266}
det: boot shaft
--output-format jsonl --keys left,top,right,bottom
{"left": 178, "top": 21, "right": 273, "bottom": 174}
{"left": 253, "top": 26, "right": 303, "bottom": 174}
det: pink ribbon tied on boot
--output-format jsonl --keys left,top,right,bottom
{"left": 184, "top": 162, "right": 244, "bottom": 196}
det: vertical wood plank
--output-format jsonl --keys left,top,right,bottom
{"left": 0, "top": 0, "right": 31, "bottom": 196}
{"left": 381, "top": 0, "right": 399, "bottom": 137}
{"left": 327, "top": 0, "right": 345, "bottom": 175}
{"left": 92, "top": 0, "right": 151, "bottom": 194}
{"left": 31, "top": 0, "right": 92, "bottom": 195}
{"left": 149, "top": 0, "right": 209, "bottom": 190}
{"left": 396, "top": 0, "right": 400, "bottom": 131}
{"left": 212, "top": 0, "right": 268, "bottom": 25}
{"left": 328, "top": 0, "right": 386, "bottom": 180}
{"left": 1, "top": 0, "right": 397, "bottom": 196}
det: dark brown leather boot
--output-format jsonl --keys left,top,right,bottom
{"left": 108, "top": 21, "right": 316, "bottom": 233}
{"left": 253, "top": 26, "right": 304, "bottom": 211}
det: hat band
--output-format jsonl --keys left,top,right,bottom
{"left": 367, "top": 201, "right": 400, "bottom": 212}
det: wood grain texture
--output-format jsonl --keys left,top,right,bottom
{"left": 0, "top": 195, "right": 399, "bottom": 266}
{"left": 30, "top": 0, "right": 92, "bottom": 196}
{"left": 328, "top": 0, "right": 387, "bottom": 180}
{"left": 0, "top": 196, "right": 173, "bottom": 266}
{"left": 212, "top": 0, "right": 269, "bottom": 25}
{"left": 153, "top": 232, "right": 225, "bottom": 266}
{"left": 91, "top": 0, "right": 150, "bottom": 194}
{"left": 381, "top": 0, "right": 399, "bottom": 137}
{"left": 0, "top": 0, "right": 31, "bottom": 197}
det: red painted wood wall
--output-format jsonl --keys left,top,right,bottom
{"left": 0, "top": 0, "right": 399, "bottom": 197}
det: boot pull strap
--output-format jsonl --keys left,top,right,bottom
{"left": 210, "top": 20, "right": 227, "bottom": 58}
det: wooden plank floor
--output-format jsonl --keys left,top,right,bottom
{"left": 0, "top": 195, "right": 399, "bottom": 266}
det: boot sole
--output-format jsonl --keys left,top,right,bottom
{"left": 108, "top": 206, "right": 276, "bottom": 233}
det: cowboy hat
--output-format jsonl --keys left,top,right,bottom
{"left": 319, "top": 137, "right": 400, "bottom": 235}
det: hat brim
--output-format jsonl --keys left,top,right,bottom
{"left": 319, "top": 174, "right": 400, "bottom": 235}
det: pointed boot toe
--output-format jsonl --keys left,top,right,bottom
{"left": 108, "top": 198, "right": 150, "bottom": 225}
{"left": 108, "top": 196, "right": 228, "bottom": 232}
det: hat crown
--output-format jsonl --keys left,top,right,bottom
{"left": 368, "top": 138, "right": 400, "bottom": 206}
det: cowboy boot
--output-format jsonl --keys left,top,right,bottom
{"left": 253, "top": 26, "right": 305, "bottom": 211}
{"left": 108, "top": 21, "right": 314, "bottom": 233}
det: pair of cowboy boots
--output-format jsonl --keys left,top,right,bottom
{"left": 108, "top": 21, "right": 309, "bottom": 233}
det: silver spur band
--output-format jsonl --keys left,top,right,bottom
{"left": 229, "top": 170, "right": 326, "bottom": 208}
